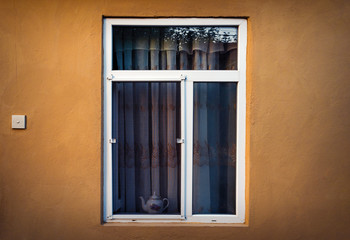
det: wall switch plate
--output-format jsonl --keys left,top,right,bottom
{"left": 12, "top": 115, "right": 26, "bottom": 129}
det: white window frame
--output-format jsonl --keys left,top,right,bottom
{"left": 103, "top": 18, "right": 247, "bottom": 224}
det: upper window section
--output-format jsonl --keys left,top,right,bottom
{"left": 112, "top": 26, "right": 238, "bottom": 70}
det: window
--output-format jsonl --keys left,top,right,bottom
{"left": 103, "top": 18, "right": 247, "bottom": 223}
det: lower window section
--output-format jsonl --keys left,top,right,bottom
{"left": 193, "top": 82, "right": 237, "bottom": 215}
{"left": 112, "top": 82, "right": 181, "bottom": 214}
{"left": 111, "top": 81, "right": 238, "bottom": 219}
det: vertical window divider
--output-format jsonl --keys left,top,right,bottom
{"left": 180, "top": 76, "right": 186, "bottom": 219}
{"left": 185, "top": 79, "right": 194, "bottom": 219}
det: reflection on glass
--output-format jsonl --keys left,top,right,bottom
{"left": 112, "top": 26, "right": 238, "bottom": 70}
{"left": 193, "top": 82, "right": 237, "bottom": 214}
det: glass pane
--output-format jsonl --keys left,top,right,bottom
{"left": 192, "top": 82, "right": 237, "bottom": 214}
{"left": 112, "top": 82, "right": 181, "bottom": 214}
{"left": 112, "top": 26, "right": 238, "bottom": 70}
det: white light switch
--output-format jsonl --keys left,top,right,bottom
{"left": 12, "top": 115, "right": 26, "bottom": 129}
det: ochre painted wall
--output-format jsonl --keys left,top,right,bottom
{"left": 1, "top": 0, "right": 350, "bottom": 239}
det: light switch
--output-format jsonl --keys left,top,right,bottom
{"left": 12, "top": 115, "right": 26, "bottom": 129}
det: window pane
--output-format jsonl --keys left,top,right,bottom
{"left": 192, "top": 82, "right": 237, "bottom": 214}
{"left": 112, "top": 26, "right": 238, "bottom": 70}
{"left": 112, "top": 82, "right": 181, "bottom": 214}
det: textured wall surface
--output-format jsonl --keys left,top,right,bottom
{"left": 1, "top": 0, "right": 350, "bottom": 239}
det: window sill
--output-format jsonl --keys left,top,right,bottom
{"left": 102, "top": 222, "right": 248, "bottom": 227}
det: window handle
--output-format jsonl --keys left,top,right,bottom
{"left": 177, "top": 138, "right": 184, "bottom": 144}
{"left": 109, "top": 138, "right": 117, "bottom": 144}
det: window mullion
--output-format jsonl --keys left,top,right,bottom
{"left": 185, "top": 80, "right": 194, "bottom": 219}
{"left": 180, "top": 79, "right": 186, "bottom": 219}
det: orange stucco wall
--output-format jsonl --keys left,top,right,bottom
{"left": 1, "top": 0, "right": 350, "bottom": 239}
